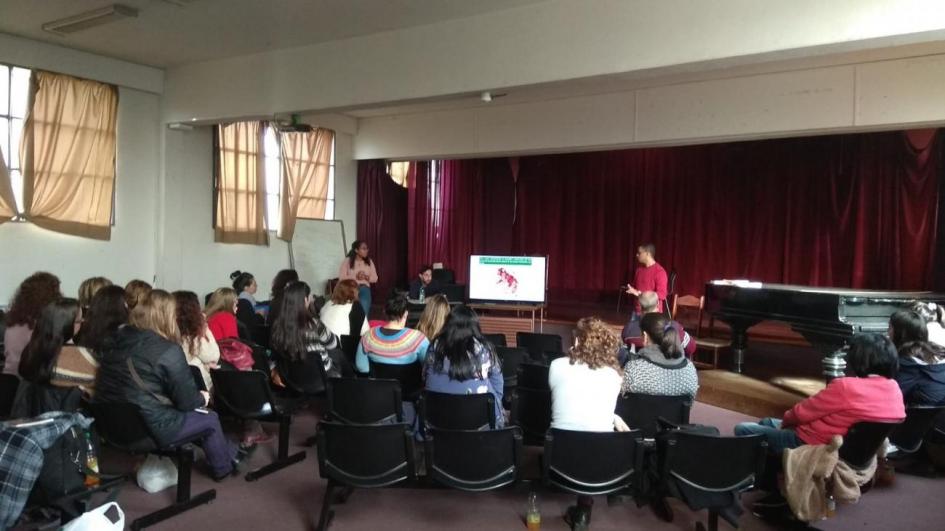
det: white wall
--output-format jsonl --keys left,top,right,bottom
{"left": 354, "top": 54, "right": 945, "bottom": 159}
{"left": 162, "top": 0, "right": 945, "bottom": 124}
{"left": 157, "top": 120, "right": 358, "bottom": 299}
{"left": 0, "top": 88, "right": 161, "bottom": 303}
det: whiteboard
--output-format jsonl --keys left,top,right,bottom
{"left": 289, "top": 219, "right": 347, "bottom": 297}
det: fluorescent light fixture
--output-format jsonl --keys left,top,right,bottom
{"left": 42, "top": 4, "right": 138, "bottom": 35}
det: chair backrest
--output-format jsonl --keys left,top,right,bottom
{"left": 482, "top": 333, "right": 507, "bottom": 348}
{"left": 672, "top": 294, "right": 705, "bottom": 336}
{"left": 543, "top": 428, "right": 644, "bottom": 495}
{"left": 87, "top": 402, "right": 158, "bottom": 453}
{"left": 516, "top": 332, "right": 562, "bottom": 362}
{"left": 0, "top": 374, "right": 20, "bottom": 420}
{"left": 327, "top": 377, "right": 403, "bottom": 425}
{"left": 426, "top": 426, "right": 523, "bottom": 491}
{"left": 315, "top": 421, "right": 416, "bottom": 488}
{"left": 510, "top": 387, "right": 552, "bottom": 444}
{"left": 840, "top": 421, "right": 902, "bottom": 468}
{"left": 432, "top": 269, "right": 455, "bottom": 284}
{"left": 339, "top": 335, "right": 360, "bottom": 365}
{"left": 890, "top": 405, "right": 945, "bottom": 453}
{"left": 615, "top": 393, "right": 692, "bottom": 438}
{"left": 210, "top": 369, "right": 275, "bottom": 418}
{"left": 188, "top": 365, "right": 207, "bottom": 392}
{"left": 440, "top": 284, "right": 466, "bottom": 303}
{"left": 659, "top": 431, "right": 766, "bottom": 504}
{"left": 278, "top": 349, "right": 330, "bottom": 396}
{"left": 516, "top": 362, "right": 550, "bottom": 391}
{"left": 497, "top": 347, "right": 528, "bottom": 387}
{"left": 420, "top": 391, "right": 496, "bottom": 431}
{"left": 369, "top": 360, "right": 423, "bottom": 398}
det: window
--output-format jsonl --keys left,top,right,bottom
{"left": 261, "top": 125, "right": 336, "bottom": 230}
{"left": 0, "top": 63, "right": 31, "bottom": 216}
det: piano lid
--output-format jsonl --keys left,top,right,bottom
{"left": 709, "top": 280, "right": 937, "bottom": 298}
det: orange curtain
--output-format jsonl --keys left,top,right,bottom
{"left": 277, "top": 127, "right": 334, "bottom": 241}
{"left": 20, "top": 71, "right": 117, "bottom": 239}
{"left": 215, "top": 121, "right": 268, "bottom": 245}
{"left": 0, "top": 147, "right": 16, "bottom": 223}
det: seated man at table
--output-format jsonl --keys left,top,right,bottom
{"left": 621, "top": 291, "right": 695, "bottom": 361}
{"left": 408, "top": 264, "right": 442, "bottom": 300}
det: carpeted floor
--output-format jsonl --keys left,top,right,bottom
{"left": 100, "top": 401, "right": 945, "bottom": 531}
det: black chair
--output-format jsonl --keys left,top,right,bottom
{"left": 314, "top": 421, "right": 416, "bottom": 530}
{"left": 840, "top": 420, "right": 902, "bottom": 470}
{"left": 251, "top": 323, "right": 271, "bottom": 349}
{"left": 432, "top": 269, "right": 455, "bottom": 284}
{"left": 210, "top": 369, "right": 306, "bottom": 481}
{"left": 440, "top": 284, "right": 466, "bottom": 303}
{"left": 277, "top": 349, "right": 331, "bottom": 398}
{"left": 543, "top": 428, "right": 645, "bottom": 497}
{"left": 890, "top": 405, "right": 945, "bottom": 454}
{"left": 339, "top": 335, "right": 359, "bottom": 367}
{"left": 188, "top": 365, "right": 206, "bottom": 393}
{"left": 657, "top": 431, "right": 767, "bottom": 531}
{"left": 87, "top": 402, "right": 216, "bottom": 530}
{"left": 496, "top": 347, "right": 528, "bottom": 409}
{"left": 516, "top": 332, "right": 562, "bottom": 362}
{"left": 510, "top": 387, "right": 552, "bottom": 446}
{"left": 0, "top": 373, "right": 20, "bottom": 420}
{"left": 517, "top": 362, "right": 550, "bottom": 391}
{"left": 483, "top": 333, "right": 507, "bottom": 348}
{"left": 368, "top": 360, "right": 423, "bottom": 401}
{"left": 425, "top": 426, "right": 523, "bottom": 491}
{"left": 326, "top": 377, "right": 403, "bottom": 425}
{"left": 615, "top": 393, "right": 692, "bottom": 438}
{"left": 419, "top": 391, "right": 496, "bottom": 431}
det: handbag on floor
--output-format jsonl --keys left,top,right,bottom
{"left": 136, "top": 455, "right": 178, "bottom": 494}
{"left": 61, "top": 502, "right": 124, "bottom": 531}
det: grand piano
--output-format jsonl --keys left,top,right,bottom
{"left": 704, "top": 281, "right": 945, "bottom": 379}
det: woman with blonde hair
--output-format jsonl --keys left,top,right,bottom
{"left": 320, "top": 279, "right": 369, "bottom": 338}
{"left": 129, "top": 290, "right": 180, "bottom": 343}
{"left": 124, "top": 279, "right": 152, "bottom": 311}
{"left": 416, "top": 294, "right": 450, "bottom": 341}
{"left": 78, "top": 277, "right": 112, "bottom": 314}
{"left": 205, "top": 287, "right": 240, "bottom": 341}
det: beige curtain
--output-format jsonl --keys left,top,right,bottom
{"left": 277, "top": 127, "right": 334, "bottom": 241}
{"left": 215, "top": 121, "right": 268, "bottom": 245}
{"left": 0, "top": 147, "right": 17, "bottom": 223}
{"left": 20, "top": 71, "right": 118, "bottom": 239}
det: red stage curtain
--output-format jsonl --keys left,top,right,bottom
{"left": 356, "top": 160, "right": 407, "bottom": 299}
{"left": 382, "top": 129, "right": 942, "bottom": 303}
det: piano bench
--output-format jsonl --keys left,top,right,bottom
{"left": 693, "top": 337, "right": 729, "bottom": 370}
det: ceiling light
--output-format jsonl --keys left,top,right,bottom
{"left": 42, "top": 4, "right": 138, "bottom": 36}
{"left": 481, "top": 91, "right": 493, "bottom": 103}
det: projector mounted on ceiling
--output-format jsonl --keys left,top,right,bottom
{"left": 42, "top": 4, "right": 138, "bottom": 35}
{"left": 275, "top": 114, "right": 314, "bottom": 133}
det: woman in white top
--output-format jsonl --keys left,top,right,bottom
{"left": 337, "top": 240, "right": 378, "bottom": 315}
{"left": 320, "top": 279, "right": 369, "bottom": 338}
{"left": 173, "top": 290, "right": 220, "bottom": 391}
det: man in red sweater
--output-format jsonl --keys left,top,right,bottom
{"left": 625, "top": 243, "right": 668, "bottom": 315}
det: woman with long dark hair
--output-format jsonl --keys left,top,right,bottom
{"left": 271, "top": 281, "right": 349, "bottom": 379}
{"left": 889, "top": 309, "right": 945, "bottom": 407}
{"left": 268, "top": 269, "right": 299, "bottom": 325}
{"left": 18, "top": 298, "right": 99, "bottom": 396}
{"left": 76, "top": 285, "right": 129, "bottom": 353}
{"left": 337, "top": 240, "right": 377, "bottom": 314}
{"left": 3, "top": 272, "right": 62, "bottom": 375}
{"left": 174, "top": 291, "right": 220, "bottom": 391}
{"left": 622, "top": 313, "right": 698, "bottom": 399}
{"left": 424, "top": 305, "right": 504, "bottom": 426}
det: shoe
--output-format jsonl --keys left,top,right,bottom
{"left": 235, "top": 441, "right": 258, "bottom": 464}
{"left": 242, "top": 431, "right": 273, "bottom": 445}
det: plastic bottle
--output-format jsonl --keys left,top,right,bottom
{"left": 526, "top": 491, "right": 541, "bottom": 530}
{"left": 419, "top": 286, "right": 425, "bottom": 303}
{"left": 84, "top": 431, "right": 100, "bottom": 487}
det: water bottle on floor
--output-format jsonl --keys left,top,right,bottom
{"left": 526, "top": 491, "right": 541, "bottom": 530}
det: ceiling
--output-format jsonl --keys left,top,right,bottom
{"left": 0, "top": 0, "right": 548, "bottom": 67}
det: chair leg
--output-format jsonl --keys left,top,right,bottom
{"left": 245, "top": 415, "right": 307, "bottom": 481}
{"left": 316, "top": 483, "right": 336, "bottom": 531}
{"left": 130, "top": 446, "right": 217, "bottom": 530}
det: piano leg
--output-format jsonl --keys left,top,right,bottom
{"left": 822, "top": 348, "right": 847, "bottom": 381}
{"left": 730, "top": 326, "right": 749, "bottom": 373}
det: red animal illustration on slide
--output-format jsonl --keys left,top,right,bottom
{"left": 496, "top": 267, "right": 519, "bottom": 294}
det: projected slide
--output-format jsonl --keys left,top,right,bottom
{"left": 468, "top": 255, "right": 547, "bottom": 303}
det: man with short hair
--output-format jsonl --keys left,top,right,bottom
{"left": 408, "top": 265, "right": 441, "bottom": 300}
{"left": 621, "top": 291, "right": 696, "bottom": 358}
{"left": 625, "top": 243, "right": 668, "bottom": 315}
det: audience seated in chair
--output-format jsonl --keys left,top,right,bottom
{"left": 889, "top": 309, "right": 945, "bottom": 408}
{"left": 3, "top": 272, "right": 62, "bottom": 376}
{"left": 17, "top": 297, "right": 98, "bottom": 398}
{"left": 549, "top": 317, "right": 630, "bottom": 529}
{"left": 909, "top": 301, "right": 945, "bottom": 348}
{"left": 416, "top": 294, "right": 450, "bottom": 342}
{"left": 271, "top": 281, "right": 351, "bottom": 379}
{"left": 173, "top": 290, "right": 221, "bottom": 393}
{"left": 94, "top": 289, "right": 250, "bottom": 481}
{"left": 123, "top": 279, "right": 152, "bottom": 312}
{"left": 320, "top": 279, "right": 369, "bottom": 339}
{"left": 76, "top": 276, "right": 112, "bottom": 317}
{"left": 231, "top": 270, "right": 266, "bottom": 333}
{"left": 355, "top": 291, "right": 429, "bottom": 374}
{"left": 622, "top": 312, "right": 699, "bottom": 400}
{"left": 204, "top": 287, "right": 242, "bottom": 342}
{"left": 267, "top": 269, "right": 300, "bottom": 325}
{"left": 424, "top": 304, "right": 504, "bottom": 427}
{"left": 621, "top": 291, "right": 696, "bottom": 358}
{"left": 408, "top": 264, "right": 442, "bottom": 300}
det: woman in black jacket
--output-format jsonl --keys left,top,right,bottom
{"left": 94, "top": 290, "right": 247, "bottom": 480}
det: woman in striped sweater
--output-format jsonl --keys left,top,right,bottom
{"left": 355, "top": 291, "right": 429, "bottom": 374}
